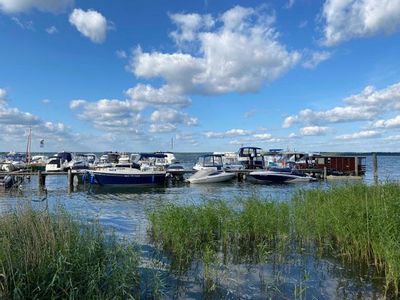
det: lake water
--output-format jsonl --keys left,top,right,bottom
{"left": 0, "top": 154, "right": 398, "bottom": 299}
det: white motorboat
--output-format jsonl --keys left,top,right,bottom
{"left": 45, "top": 152, "right": 73, "bottom": 172}
{"left": 187, "top": 169, "right": 236, "bottom": 184}
{"left": 193, "top": 154, "right": 224, "bottom": 171}
{"left": 247, "top": 167, "right": 315, "bottom": 184}
{"left": 68, "top": 154, "right": 90, "bottom": 170}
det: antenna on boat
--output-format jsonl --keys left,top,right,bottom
{"left": 171, "top": 137, "right": 174, "bottom": 150}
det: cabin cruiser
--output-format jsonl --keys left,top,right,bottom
{"left": 155, "top": 152, "right": 176, "bottom": 166}
{"left": 188, "top": 154, "right": 236, "bottom": 184}
{"left": 132, "top": 153, "right": 169, "bottom": 170}
{"left": 247, "top": 167, "right": 315, "bottom": 184}
{"left": 1, "top": 152, "right": 26, "bottom": 171}
{"left": 45, "top": 152, "right": 73, "bottom": 172}
{"left": 193, "top": 154, "right": 224, "bottom": 171}
{"left": 68, "top": 154, "right": 90, "bottom": 170}
{"left": 97, "top": 152, "right": 120, "bottom": 168}
{"left": 91, "top": 167, "right": 166, "bottom": 186}
{"left": 187, "top": 169, "right": 235, "bottom": 184}
{"left": 238, "top": 147, "right": 265, "bottom": 169}
{"left": 213, "top": 151, "right": 243, "bottom": 170}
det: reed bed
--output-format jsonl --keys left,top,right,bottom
{"left": 292, "top": 182, "right": 400, "bottom": 295}
{"left": 148, "top": 198, "right": 290, "bottom": 271}
{"left": 148, "top": 183, "right": 400, "bottom": 296}
{"left": 0, "top": 205, "right": 140, "bottom": 299}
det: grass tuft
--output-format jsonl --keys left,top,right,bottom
{"left": 0, "top": 205, "right": 140, "bottom": 299}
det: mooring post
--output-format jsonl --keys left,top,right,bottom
{"left": 373, "top": 153, "right": 378, "bottom": 183}
{"left": 354, "top": 156, "right": 359, "bottom": 176}
{"left": 68, "top": 169, "right": 73, "bottom": 192}
{"left": 323, "top": 167, "right": 327, "bottom": 181}
{"left": 38, "top": 170, "right": 46, "bottom": 188}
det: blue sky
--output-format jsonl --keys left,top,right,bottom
{"left": 1, "top": 0, "right": 400, "bottom": 152}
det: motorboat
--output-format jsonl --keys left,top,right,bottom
{"left": 238, "top": 147, "right": 265, "bottom": 169}
{"left": 189, "top": 154, "right": 235, "bottom": 184}
{"left": 247, "top": 167, "right": 315, "bottom": 184}
{"left": 1, "top": 152, "right": 27, "bottom": 171}
{"left": 82, "top": 153, "right": 98, "bottom": 167}
{"left": 29, "top": 155, "right": 48, "bottom": 171}
{"left": 97, "top": 152, "right": 120, "bottom": 168}
{"left": 187, "top": 169, "right": 236, "bottom": 184}
{"left": 0, "top": 174, "right": 14, "bottom": 189}
{"left": 193, "top": 154, "right": 224, "bottom": 171}
{"left": 91, "top": 167, "right": 166, "bottom": 186}
{"left": 45, "top": 152, "right": 73, "bottom": 172}
{"left": 155, "top": 152, "right": 176, "bottom": 166}
{"left": 213, "top": 151, "right": 243, "bottom": 170}
{"left": 132, "top": 153, "right": 169, "bottom": 170}
{"left": 68, "top": 154, "right": 90, "bottom": 170}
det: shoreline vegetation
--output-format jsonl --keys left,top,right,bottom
{"left": 149, "top": 182, "right": 400, "bottom": 297}
{"left": 1, "top": 182, "right": 400, "bottom": 298}
{"left": 0, "top": 206, "right": 140, "bottom": 299}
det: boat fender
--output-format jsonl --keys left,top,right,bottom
{"left": 90, "top": 174, "right": 96, "bottom": 185}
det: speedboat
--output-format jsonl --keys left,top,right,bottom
{"left": 187, "top": 169, "right": 236, "bottom": 184}
{"left": 238, "top": 147, "right": 265, "bottom": 169}
{"left": 247, "top": 167, "right": 315, "bottom": 184}
{"left": 68, "top": 154, "right": 90, "bottom": 170}
{"left": 193, "top": 154, "right": 224, "bottom": 171}
{"left": 45, "top": 152, "right": 73, "bottom": 172}
{"left": 189, "top": 154, "right": 236, "bottom": 184}
{"left": 91, "top": 167, "right": 166, "bottom": 186}
{"left": 96, "top": 152, "right": 120, "bottom": 168}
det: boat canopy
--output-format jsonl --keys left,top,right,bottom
{"left": 238, "top": 147, "right": 263, "bottom": 157}
{"left": 197, "top": 154, "right": 223, "bottom": 167}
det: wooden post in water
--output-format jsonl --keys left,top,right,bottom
{"left": 354, "top": 156, "right": 359, "bottom": 176}
{"left": 38, "top": 170, "right": 46, "bottom": 188}
{"left": 373, "top": 153, "right": 378, "bottom": 183}
{"left": 323, "top": 167, "right": 327, "bottom": 181}
{"left": 68, "top": 169, "right": 73, "bottom": 192}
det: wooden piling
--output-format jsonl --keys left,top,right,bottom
{"left": 38, "top": 170, "right": 46, "bottom": 188}
{"left": 373, "top": 153, "right": 378, "bottom": 183}
{"left": 354, "top": 156, "right": 359, "bottom": 176}
{"left": 68, "top": 169, "right": 73, "bottom": 191}
{"left": 323, "top": 167, "right": 327, "bottom": 180}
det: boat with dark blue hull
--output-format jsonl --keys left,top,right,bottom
{"left": 92, "top": 168, "right": 166, "bottom": 186}
{"left": 247, "top": 167, "right": 315, "bottom": 184}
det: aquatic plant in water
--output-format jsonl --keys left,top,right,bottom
{"left": 148, "top": 183, "right": 400, "bottom": 297}
{"left": 0, "top": 205, "right": 140, "bottom": 299}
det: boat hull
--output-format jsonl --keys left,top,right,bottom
{"left": 188, "top": 171, "right": 236, "bottom": 184}
{"left": 93, "top": 171, "right": 166, "bottom": 186}
{"left": 247, "top": 171, "right": 314, "bottom": 184}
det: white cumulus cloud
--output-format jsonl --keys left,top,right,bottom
{"left": 129, "top": 6, "right": 300, "bottom": 95}
{"left": 336, "top": 130, "right": 381, "bottom": 140}
{"left": 0, "top": 0, "right": 73, "bottom": 14}
{"left": 300, "top": 126, "right": 329, "bottom": 136}
{"left": 283, "top": 81, "right": 400, "bottom": 128}
{"left": 69, "top": 8, "right": 108, "bottom": 43}
{"left": 322, "top": 0, "right": 400, "bottom": 46}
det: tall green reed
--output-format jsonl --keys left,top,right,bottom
{"left": 0, "top": 205, "right": 140, "bottom": 299}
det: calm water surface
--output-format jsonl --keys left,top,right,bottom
{"left": 0, "top": 154, "right": 398, "bottom": 299}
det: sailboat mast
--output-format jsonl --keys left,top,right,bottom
{"left": 26, "top": 127, "right": 32, "bottom": 164}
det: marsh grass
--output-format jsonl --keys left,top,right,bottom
{"left": 148, "top": 183, "right": 400, "bottom": 296}
{"left": 293, "top": 182, "right": 400, "bottom": 295}
{"left": 0, "top": 205, "right": 140, "bottom": 299}
{"left": 148, "top": 197, "right": 290, "bottom": 272}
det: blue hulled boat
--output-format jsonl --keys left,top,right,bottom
{"left": 92, "top": 168, "right": 166, "bottom": 186}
